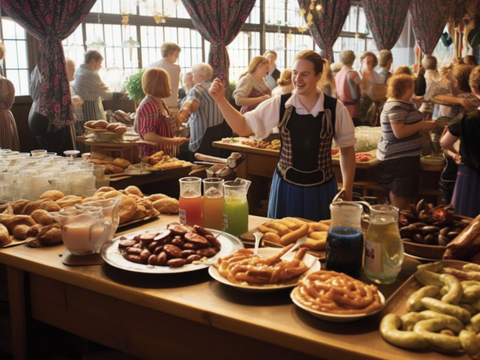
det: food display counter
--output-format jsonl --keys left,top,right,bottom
{"left": 0, "top": 214, "right": 464, "bottom": 360}
{"left": 213, "top": 139, "right": 443, "bottom": 215}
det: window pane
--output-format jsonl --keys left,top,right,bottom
{"left": 343, "top": 5, "right": 356, "bottom": 32}
{"left": 228, "top": 32, "right": 260, "bottom": 83}
{"left": 1, "top": 18, "right": 28, "bottom": 95}
{"left": 246, "top": 2, "right": 260, "bottom": 24}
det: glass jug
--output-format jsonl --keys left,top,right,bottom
{"left": 223, "top": 178, "right": 251, "bottom": 236}
{"left": 76, "top": 196, "right": 121, "bottom": 241}
{"left": 364, "top": 205, "right": 404, "bottom": 284}
{"left": 49, "top": 206, "right": 112, "bottom": 256}
{"left": 326, "top": 202, "right": 364, "bottom": 278}
{"left": 179, "top": 177, "right": 202, "bottom": 226}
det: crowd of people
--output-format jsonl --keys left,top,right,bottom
{"left": 13, "top": 41, "right": 480, "bottom": 221}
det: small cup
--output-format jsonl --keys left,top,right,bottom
{"left": 64, "top": 150, "right": 80, "bottom": 158}
{"left": 31, "top": 149, "right": 47, "bottom": 158}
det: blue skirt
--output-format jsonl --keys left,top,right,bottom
{"left": 267, "top": 171, "right": 338, "bottom": 221}
{"left": 451, "top": 164, "right": 480, "bottom": 218}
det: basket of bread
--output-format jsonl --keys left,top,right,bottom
{"left": 0, "top": 185, "right": 180, "bottom": 248}
{"left": 84, "top": 120, "right": 127, "bottom": 142}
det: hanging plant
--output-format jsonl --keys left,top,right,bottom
{"left": 125, "top": 69, "right": 146, "bottom": 103}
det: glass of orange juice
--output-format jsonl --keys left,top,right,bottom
{"left": 202, "top": 178, "right": 224, "bottom": 230}
{"left": 179, "top": 177, "right": 202, "bottom": 226}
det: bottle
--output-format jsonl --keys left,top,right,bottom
{"left": 364, "top": 205, "right": 404, "bottom": 284}
{"left": 326, "top": 202, "right": 364, "bottom": 278}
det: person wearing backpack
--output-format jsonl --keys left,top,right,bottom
{"left": 209, "top": 50, "right": 356, "bottom": 221}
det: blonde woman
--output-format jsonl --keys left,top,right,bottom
{"left": 135, "top": 68, "right": 188, "bottom": 157}
{"left": 272, "top": 68, "right": 293, "bottom": 96}
{"left": 233, "top": 56, "right": 271, "bottom": 114}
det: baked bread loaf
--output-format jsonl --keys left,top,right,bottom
{"left": 118, "top": 195, "right": 137, "bottom": 224}
{"left": 443, "top": 214, "right": 480, "bottom": 260}
{"left": 105, "top": 164, "right": 124, "bottom": 174}
{"left": 0, "top": 224, "right": 12, "bottom": 246}
{"left": 152, "top": 198, "right": 179, "bottom": 214}
{"left": 112, "top": 158, "right": 131, "bottom": 169}
{"left": 148, "top": 193, "right": 169, "bottom": 202}
{"left": 39, "top": 190, "right": 65, "bottom": 201}
{"left": 124, "top": 185, "right": 143, "bottom": 197}
{"left": 55, "top": 195, "right": 83, "bottom": 208}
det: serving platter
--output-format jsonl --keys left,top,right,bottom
{"left": 290, "top": 287, "right": 386, "bottom": 323}
{"left": 101, "top": 228, "right": 243, "bottom": 274}
{"left": 208, "top": 247, "right": 321, "bottom": 292}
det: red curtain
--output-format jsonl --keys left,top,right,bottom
{"left": 360, "top": 0, "right": 411, "bottom": 50}
{"left": 410, "top": 0, "right": 448, "bottom": 55}
{"left": 0, "top": 0, "right": 97, "bottom": 129}
{"left": 298, "top": 0, "right": 350, "bottom": 62}
{"left": 181, "top": 0, "right": 256, "bottom": 89}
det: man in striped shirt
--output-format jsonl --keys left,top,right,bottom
{"left": 177, "top": 63, "right": 223, "bottom": 158}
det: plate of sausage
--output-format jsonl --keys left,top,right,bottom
{"left": 208, "top": 246, "right": 321, "bottom": 292}
{"left": 290, "top": 270, "right": 385, "bottom": 322}
{"left": 101, "top": 224, "right": 244, "bottom": 274}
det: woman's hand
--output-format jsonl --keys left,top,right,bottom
{"left": 172, "top": 137, "right": 189, "bottom": 146}
{"left": 422, "top": 120, "right": 437, "bottom": 131}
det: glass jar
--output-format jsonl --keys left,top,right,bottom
{"left": 364, "top": 205, "right": 404, "bottom": 284}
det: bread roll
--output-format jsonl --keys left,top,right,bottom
{"left": 105, "top": 164, "right": 124, "bottom": 174}
{"left": 124, "top": 185, "right": 143, "bottom": 197}
{"left": 112, "top": 158, "right": 131, "bottom": 169}
{"left": 84, "top": 120, "right": 96, "bottom": 128}
{"left": 40, "top": 190, "right": 65, "bottom": 201}
{"left": 113, "top": 126, "right": 127, "bottom": 134}
{"left": 93, "top": 120, "right": 109, "bottom": 129}
{"left": 23, "top": 199, "right": 51, "bottom": 215}
{"left": 31, "top": 209, "right": 54, "bottom": 226}
{"left": 106, "top": 123, "right": 120, "bottom": 131}
{"left": 101, "top": 190, "right": 124, "bottom": 199}
{"left": 95, "top": 186, "right": 116, "bottom": 194}
{"left": 39, "top": 201, "right": 61, "bottom": 212}
{"left": 12, "top": 224, "right": 31, "bottom": 240}
{"left": 55, "top": 195, "right": 83, "bottom": 208}
{"left": 0, "top": 214, "right": 36, "bottom": 232}
{"left": 148, "top": 193, "right": 169, "bottom": 202}
{"left": 153, "top": 198, "right": 179, "bottom": 214}
{"left": 118, "top": 195, "right": 137, "bottom": 224}
{"left": 0, "top": 223, "right": 12, "bottom": 246}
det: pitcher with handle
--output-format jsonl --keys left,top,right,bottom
{"left": 223, "top": 178, "right": 251, "bottom": 236}
{"left": 49, "top": 206, "right": 112, "bottom": 255}
{"left": 76, "top": 196, "right": 121, "bottom": 241}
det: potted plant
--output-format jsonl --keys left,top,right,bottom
{"left": 125, "top": 69, "right": 146, "bottom": 108}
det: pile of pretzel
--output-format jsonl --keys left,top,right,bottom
{"left": 292, "top": 270, "right": 383, "bottom": 314}
{"left": 257, "top": 217, "right": 329, "bottom": 251}
{"left": 216, "top": 243, "right": 309, "bottom": 285}
{"left": 141, "top": 150, "right": 193, "bottom": 171}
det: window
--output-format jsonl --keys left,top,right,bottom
{"left": 1, "top": 0, "right": 378, "bottom": 96}
{"left": 1, "top": 18, "right": 28, "bottom": 95}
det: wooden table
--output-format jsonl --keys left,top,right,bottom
{"left": 0, "top": 214, "right": 466, "bottom": 360}
{"left": 214, "top": 140, "right": 443, "bottom": 211}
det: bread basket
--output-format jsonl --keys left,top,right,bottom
{"left": 85, "top": 126, "right": 124, "bottom": 142}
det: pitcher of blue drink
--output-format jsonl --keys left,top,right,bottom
{"left": 223, "top": 178, "right": 251, "bottom": 236}
{"left": 325, "top": 202, "right": 364, "bottom": 278}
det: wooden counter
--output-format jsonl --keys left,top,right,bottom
{"left": 0, "top": 215, "right": 465, "bottom": 360}
{"left": 76, "top": 136, "right": 142, "bottom": 164}
{"left": 214, "top": 140, "right": 443, "bottom": 213}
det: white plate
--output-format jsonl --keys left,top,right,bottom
{"left": 208, "top": 247, "right": 321, "bottom": 292}
{"left": 101, "top": 228, "right": 243, "bottom": 274}
{"left": 404, "top": 252, "right": 440, "bottom": 263}
{"left": 290, "top": 287, "right": 385, "bottom": 322}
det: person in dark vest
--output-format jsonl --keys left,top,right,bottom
{"left": 209, "top": 50, "right": 356, "bottom": 221}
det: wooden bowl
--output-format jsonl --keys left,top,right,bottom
{"left": 403, "top": 241, "right": 446, "bottom": 260}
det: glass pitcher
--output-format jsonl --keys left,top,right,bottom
{"left": 202, "top": 178, "right": 224, "bottom": 230}
{"left": 326, "top": 202, "right": 364, "bottom": 278}
{"left": 76, "top": 196, "right": 121, "bottom": 241}
{"left": 223, "top": 178, "right": 251, "bottom": 236}
{"left": 49, "top": 206, "right": 112, "bottom": 256}
{"left": 364, "top": 205, "right": 403, "bottom": 284}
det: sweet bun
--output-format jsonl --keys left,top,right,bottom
{"left": 113, "top": 126, "right": 127, "bottom": 134}
{"left": 118, "top": 195, "right": 137, "bottom": 224}
{"left": 84, "top": 120, "right": 96, "bottom": 128}
{"left": 105, "top": 164, "right": 124, "bottom": 174}
{"left": 106, "top": 123, "right": 120, "bottom": 131}
{"left": 101, "top": 190, "right": 124, "bottom": 199}
{"left": 95, "top": 186, "right": 116, "bottom": 194}
{"left": 30, "top": 209, "right": 55, "bottom": 226}
{"left": 38, "top": 201, "right": 61, "bottom": 213}
{"left": 153, "top": 198, "right": 179, "bottom": 214}
{"left": 124, "top": 185, "right": 143, "bottom": 197}
{"left": 39, "top": 190, "right": 65, "bottom": 201}
{"left": 112, "top": 158, "right": 131, "bottom": 169}
{"left": 93, "top": 120, "right": 109, "bottom": 129}
{"left": 55, "top": 195, "right": 83, "bottom": 208}
{"left": 148, "top": 193, "right": 169, "bottom": 202}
